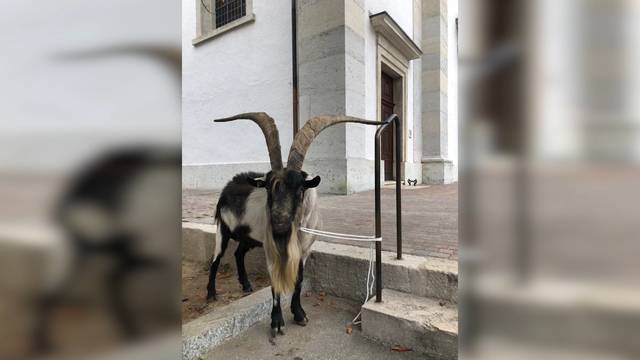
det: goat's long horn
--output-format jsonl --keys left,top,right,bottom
{"left": 214, "top": 112, "right": 283, "bottom": 170}
{"left": 287, "top": 116, "right": 382, "bottom": 171}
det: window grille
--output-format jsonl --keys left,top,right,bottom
{"left": 215, "top": 0, "right": 246, "bottom": 28}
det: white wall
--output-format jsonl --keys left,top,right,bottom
{"left": 183, "top": 0, "right": 458, "bottom": 183}
{"left": 182, "top": 0, "right": 293, "bottom": 167}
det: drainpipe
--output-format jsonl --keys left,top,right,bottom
{"left": 291, "top": 0, "right": 299, "bottom": 136}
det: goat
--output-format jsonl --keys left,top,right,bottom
{"left": 34, "top": 146, "right": 180, "bottom": 352}
{"left": 209, "top": 112, "right": 381, "bottom": 339}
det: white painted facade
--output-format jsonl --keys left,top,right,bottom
{"left": 183, "top": 0, "right": 458, "bottom": 192}
{"left": 182, "top": 0, "right": 294, "bottom": 168}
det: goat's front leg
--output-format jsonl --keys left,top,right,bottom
{"left": 270, "top": 288, "right": 285, "bottom": 340}
{"left": 291, "top": 260, "right": 308, "bottom": 326}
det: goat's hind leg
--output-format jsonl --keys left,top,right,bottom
{"left": 234, "top": 240, "right": 254, "bottom": 294}
{"left": 291, "top": 260, "right": 308, "bottom": 326}
{"left": 206, "top": 223, "right": 231, "bottom": 302}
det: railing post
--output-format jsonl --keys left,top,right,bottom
{"left": 374, "top": 124, "right": 382, "bottom": 303}
{"left": 373, "top": 114, "right": 404, "bottom": 302}
{"left": 395, "top": 116, "right": 402, "bottom": 260}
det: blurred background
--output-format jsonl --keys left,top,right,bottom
{"left": 0, "top": 0, "right": 181, "bottom": 358}
{"left": 459, "top": 0, "right": 640, "bottom": 358}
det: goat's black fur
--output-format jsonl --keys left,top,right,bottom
{"left": 208, "top": 172, "right": 265, "bottom": 301}
{"left": 34, "top": 146, "right": 179, "bottom": 354}
{"left": 214, "top": 171, "right": 265, "bottom": 221}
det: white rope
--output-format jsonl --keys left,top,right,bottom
{"left": 299, "top": 227, "right": 381, "bottom": 242}
{"left": 299, "top": 226, "right": 378, "bottom": 326}
{"left": 351, "top": 241, "right": 376, "bottom": 325}
{"left": 302, "top": 227, "right": 374, "bottom": 239}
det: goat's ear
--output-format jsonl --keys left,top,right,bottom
{"left": 248, "top": 177, "right": 267, "bottom": 188}
{"left": 304, "top": 176, "right": 321, "bottom": 188}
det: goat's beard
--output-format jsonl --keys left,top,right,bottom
{"left": 272, "top": 228, "right": 290, "bottom": 257}
{"left": 265, "top": 223, "right": 301, "bottom": 296}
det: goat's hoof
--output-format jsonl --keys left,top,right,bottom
{"left": 269, "top": 329, "right": 277, "bottom": 345}
{"left": 206, "top": 293, "right": 217, "bottom": 303}
{"left": 242, "top": 285, "right": 253, "bottom": 294}
{"left": 294, "top": 316, "right": 309, "bottom": 326}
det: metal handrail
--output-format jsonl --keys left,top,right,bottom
{"left": 374, "top": 113, "right": 403, "bottom": 302}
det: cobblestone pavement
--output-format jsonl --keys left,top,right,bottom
{"left": 182, "top": 184, "right": 458, "bottom": 260}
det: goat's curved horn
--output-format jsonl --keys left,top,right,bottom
{"left": 287, "top": 115, "right": 383, "bottom": 171}
{"left": 214, "top": 112, "right": 283, "bottom": 170}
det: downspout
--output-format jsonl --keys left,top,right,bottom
{"left": 291, "top": 0, "right": 299, "bottom": 136}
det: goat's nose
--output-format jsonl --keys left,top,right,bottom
{"left": 273, "top": 213, "right": 288, "bottom": 223}
{"left": 272, "top": 215, "right": 290, "bottom": 231}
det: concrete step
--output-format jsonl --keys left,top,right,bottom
{"left": 181, "top": 222, "right": 267, "bottom": 275}
{"left": 181, "top": 222, "right": 216, "bottom": 263}
{"left": 361, "top": 289, "right": 458, "bottom": 359}
{"left": 205, "top": 294, "right": 428, "bottom": 360}
{"left": 307, "top": 241, "right": 458, "bottom": 303}
{"left": 181, "top": 222, "right": 458, "bottom": 302}
{"left": 183, "top": 281, "right": 309, "bottom": 360}
{"left": 473, "top": 275, "right": 640, "bottom": 357}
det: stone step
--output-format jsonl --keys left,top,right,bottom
{"left": 361, "top": 289, "right": 458, "bottom": 359}
{"left": 181, "top": 222, "right": 267, "bottom": 275}
{"left": 181, "top": 222, "right": 216, "bottom": 263}
{"left": 473, "top": 275, "right": 640, "bottom": 357}
{"left": 306, "top": 241, "right": 458, "bottom": 303}
{"left": 182, "top": 222, "right": 458, "bottom": 302}
{"left": 183, "top": 283, "right": 305, "bottom": 360}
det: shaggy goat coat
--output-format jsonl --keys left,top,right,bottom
{"left": 214, "top": 178, "right": 320, "bottom": 295}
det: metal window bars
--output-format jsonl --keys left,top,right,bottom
{"left": 215, "top": 0, "right": 247, "bottom": 28}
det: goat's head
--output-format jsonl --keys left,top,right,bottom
{"left": 248, "top": 169, "right": 320, "bottom": 236}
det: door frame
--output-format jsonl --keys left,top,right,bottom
{"left": 376, "top": 34, "right": 409, "bottom": 169}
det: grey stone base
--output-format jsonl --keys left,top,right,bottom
{"left": 403, "top": 161, "right": 423, "bottom": 184}
{"left": 182, "top": 162, "right": 271, "bottom": 189}
{"left": 422, "top": 157, "right": 455, "bottom": 184}
{"left": 297, "top": 157, "right": 377, "bottom": 194}
{"left": 182, "top": 158, "right": 377, "bottom": 194}
{"left": 361, "top": 289, "right": 458, "bottom": 359}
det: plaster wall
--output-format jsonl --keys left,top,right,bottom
{"left": 182, "top": 0, "right": 293, "bottom": 179}
{"left": 182, "top": 0, "right": 458, "bottom": 189}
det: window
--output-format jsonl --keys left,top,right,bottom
{"left": 215, "top": 0, "right": 246, "bottom": 28}
{"left": 194, "top": 0, "right": 254, "bottom": 46}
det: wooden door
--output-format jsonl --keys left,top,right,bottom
{"left": 381, "top": 72, "right": 395, "bottom": 180}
